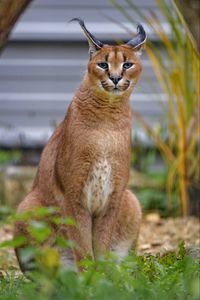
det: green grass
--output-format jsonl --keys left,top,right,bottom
{"left": 0, "top": 244, "right": 199, "bottom": 300}
{"left": 0, "top": 150, "right": 22, "bottom": 165}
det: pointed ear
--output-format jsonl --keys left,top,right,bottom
{"left": 132, "top": 43, "right": 145, "bottom": 57}
{"left": 70, "top": 18, "right": 104, "bottom": 58}
{"left": 126, "top": 24, "right": 147, "bottom": 56}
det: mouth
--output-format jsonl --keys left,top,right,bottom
{"left": 100, "top": 80, "right": 130, "bottom": 93}
{"left": 112, "top": 83, "right": 130, "bottom": 93}
{"left": 113, "top": 87, "right": 119, "bottom": 91}
{"left": 111, "top": 87, "right": 122, "bottom": 94}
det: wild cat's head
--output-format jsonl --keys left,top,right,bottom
{"left": 71, "top": 18, "right": 147, "bottom": 98}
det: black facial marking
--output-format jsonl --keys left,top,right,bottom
{"left": 114, "top": 48, "right": 117, "bottom": 60}
{"left": 123, "top": 55, "right": 127, "bottom": 62}
{"left": 101, "top": 80, "right": 110, "bottom": 89}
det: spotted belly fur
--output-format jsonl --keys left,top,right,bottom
{"left": 83, "top": 159, "right": 113, "bottom": 215}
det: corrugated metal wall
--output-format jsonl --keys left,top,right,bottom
{"left": 0, "top": 0, "right": 170, "bottom": 148}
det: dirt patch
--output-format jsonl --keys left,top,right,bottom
{"left": 139, "top": 214, "right": 200, "bottom": 257}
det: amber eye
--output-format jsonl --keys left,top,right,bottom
{"left": 97, "top": 62, "right": 109, "bottom": 70}
{"left": 123, "top": 62, "right": 133, "bottom": 69}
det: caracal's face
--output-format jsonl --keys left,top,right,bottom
{"left": 88, "top": 45, "right": 142, "bottom": 97}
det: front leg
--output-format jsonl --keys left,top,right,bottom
{"left": 62, "top": 197, "right": 94, "bottom": 266}
{"left": 55, "top": 154, "right": 94, "bottom": 265}
{"left": 92, "top": 191, "right": 122, "bottom": 259}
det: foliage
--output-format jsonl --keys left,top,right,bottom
{"left": 0, "top": 205, "right": 14, "bottom": 223}
{"left": 0, "top": 150, "right": 22, "bottom": 165}
{"left": 131, "top": 147, "right": 178, "bottom": 216}
{"left": 0, "top": 208, "right": 199, "bottom": 300}
{"left": 112, "top": 0, "right": 200, "bottom": 216}
{"left": 0, "top": 245, "right": 199, "bottom": 300}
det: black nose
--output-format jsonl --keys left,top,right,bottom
{"left": 109, "top": 76, "right": 122, "bottom": 85}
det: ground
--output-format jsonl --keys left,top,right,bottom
{"left": 138, "top": 214, "right": 200, "bottom": 257}
{"left": 0, "top": 214, "right": 199, "bottom": 276}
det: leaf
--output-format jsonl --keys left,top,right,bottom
{"left": 28, "top": 221, "right": 52, "bottom": 243}
{"left": 0, "top": 236, "right": 27, "bottom": 248}
{"left": 38, "top": 248, "right": 60, "bottom": 270}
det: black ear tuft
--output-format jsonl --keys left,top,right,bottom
{"left": 69, "top": 18, "right": 104, "bottom": 57}
{"left": 127, "top": 24, "right": 147, "bottom": 53}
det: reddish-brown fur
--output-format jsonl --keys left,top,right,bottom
{"left": 14, "top": 30, "right": 146, "bottom": 271}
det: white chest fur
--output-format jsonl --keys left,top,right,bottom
{"left": 83, "top": 159, "right": 113, "bottom": 215}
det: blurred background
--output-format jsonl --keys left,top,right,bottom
{"left": 0, "top": 0, "right": 199, "bottom": 218}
